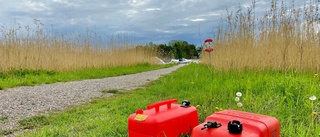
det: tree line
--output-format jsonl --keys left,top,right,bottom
{"left": 144, "top": 40, "right": 200, "bottom": 59}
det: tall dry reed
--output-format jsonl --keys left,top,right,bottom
{"left": 202, "top": 0, "right": 320, "bottom": 71}
{"left": 0, "top": 19, "right": 157, "bottom": 72}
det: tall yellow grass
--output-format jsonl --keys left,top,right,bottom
{"left": 202, "top": 0, "right": 320, "bottom": 71}
{"left": 0, "top": 20, "right": 157, "bottom": 72}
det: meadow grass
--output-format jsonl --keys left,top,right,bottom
{"left": 0, "top": 63, "right": 173, "bottom": 89}
{"left": 15, "top": 64, "right": 320, "bottom": 137}
{"left": 3, "top": 0, "right": 320, "bottom": 136}
{"left": 100, "top": 89, "right": 121, "bottom": 94}
{"left": 0, "top": 19, "right": 158, "bottom": 72}
{"left": 202, "top": 0, "right": 320, "bottom": 71}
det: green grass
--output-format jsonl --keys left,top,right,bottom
{"left": 0, "top": 63, "right": 173, "bottom": 89}
{"left": 0, "top": 115, "right": 8, "bottom": 122}
{"left": 19, "top": 115, "right": 51, "bottom": 130}
{"left": 100, "top": 89, "right": 121, "bottom": 94}
{"left": 0, "top": 130, "right": 13, "bottom": 136}
{"left": 13, "top": 64, "right": 320, "bottom": 136}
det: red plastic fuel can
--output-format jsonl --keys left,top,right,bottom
{"left": 191, "top": 110, "right": 280, "bottom": 137}
{"left": 128, "top": 99, "right": 198, "bottom": 137}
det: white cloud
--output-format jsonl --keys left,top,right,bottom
{"left": 191, "top": 18, "right": 206, "bottom": 22}
{"left": 183, "top": 17, "right": 206, "bottom": 22}
{"left": 52, "top": 0, "right": 68, "bottom": 4}
{"left": 125, "top": 10, "right": 139, "bottom": 18}
{"left": 68, "top": 18, "right": 77, "bottom": 25}
{"left": 0, "top": 0, "right": 306, "bottom": 45}
{"left": 25, "top": 1, "right": 50, "bottom": 11}
{"left": 114, "top": 30, "right": 136, "bottom": 34}
{"left": 52, "top": 0, "right": 78, "bottom": 7}
{"left": 198, "top": 12, "right": 220, "bottom": 17}
{"left": 155, "top": 28, "right": 174, "bottom": 34}
{"left": 143, "top": 8, "right": 161, "bottom": 11}
{"left": 128, "top": 0, "right": 150, "bottom": 7}
{"left": 179, "top": 24, "right": 189, "bottom": 27}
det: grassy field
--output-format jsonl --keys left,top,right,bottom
{"left": 0, "top": 63, "right": 173, "bottom": 135}
{"left": 201, "top": 0, "right": 320, "bottom": 71}
{"left": 0, "top": 63, "right": 173, "bottom": 90}
{"left": 13, "top": 63, "right": 320, "bottom": 136}
{"left": 2, "top": 0, "right": 320, "bottom": 136}
{"left": 0, "top": 19, "right": 158, "bottom": 72}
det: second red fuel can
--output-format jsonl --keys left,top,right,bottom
{"left": 191, "top": 109, "right": 280, "bottom": 137}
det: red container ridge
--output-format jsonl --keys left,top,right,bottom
{"left": 128, "top": 99, "right": 198, "bottom": 137}
{"left": 192, "top": 110, "right": 280, "bottom": 137}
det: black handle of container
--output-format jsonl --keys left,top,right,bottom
{"left": 146, "top": 99, "right": 178, "bottom": 112}
{"left": 201, "top": 120, "right": 222, "bottom": 130}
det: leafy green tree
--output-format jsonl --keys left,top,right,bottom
{"left": 173, "top": 42, "right": 183, "bottom": 59}
{"left": 169, "top": 40, "right": 197, "bottom": 59}
{"left": 157, "top": 44, "right": 172, "bottom": 59}
{"left": 185, "top": 44, "right": 198, "bottom": 59}
{"left": 139, "top": 40, "right": 198, "bottom": 59}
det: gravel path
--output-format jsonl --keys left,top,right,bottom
{"left": 0, "top": 64, "right": 186, "bottom": 136}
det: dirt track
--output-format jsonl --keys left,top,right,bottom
{"left": 0, "top": 64, "right": 186, "bottom": 136}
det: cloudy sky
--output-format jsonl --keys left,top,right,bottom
{"left": 0, "top": 0, "right": 307, "bottom": 46}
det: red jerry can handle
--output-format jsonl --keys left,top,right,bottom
{"left": 146, "top": 99, "right": 178, "bottom": 112}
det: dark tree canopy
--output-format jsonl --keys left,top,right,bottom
{"left": 158, "top": 40, "right": 198, "bottom": 59}
{"left": 136, "top": 40, "right": 199, "bottom": 59}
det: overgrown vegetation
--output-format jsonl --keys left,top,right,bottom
{"left": 100, "top": 89, "right": 121, "bottom": 94}
{"left": 0, "top": 129, "right": 13, "bottom": 136}
{"left": 0, "top": 19, "right": 158, "bottom": 72}
{"left": 203, "top": 0, "right": 320, "bottom": 71}
{"left": 15, "top": 64, "right": 320, "bottom": 136}
{"left": 3, "top": 0, "right": 320, "bottom": 136}
{"left": 0, "top": 115, "right": 8, "bottom": 121}
{"left": 0, "top": 63, "right": 173, "bottom": 89}
{"left": 19, "top": 115, "right": 51, "bottom": 130}
{"left": 146, "top": 40, "right": 199, "bottom": 60}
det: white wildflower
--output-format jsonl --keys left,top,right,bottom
{"left": 237, "top": 102, "right": 243, "bottom": 107}
{"left": 310, "top": 95, "right": 317, "bottom": 101}
{"left": 234, "top": 97, "right": 240, "bottom": 102}
{"left": 236, "top": 92, "right": 242, "bottom": 97}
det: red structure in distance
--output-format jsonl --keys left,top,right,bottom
{"left": 204, "top": 38, "right": 213, "bottom": 43}
{"left": 204, "top": 38, "right": 214, "bottom": 53}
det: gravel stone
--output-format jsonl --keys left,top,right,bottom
{"left": 0, "top": 64, "right": 186, "bottom": 136}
